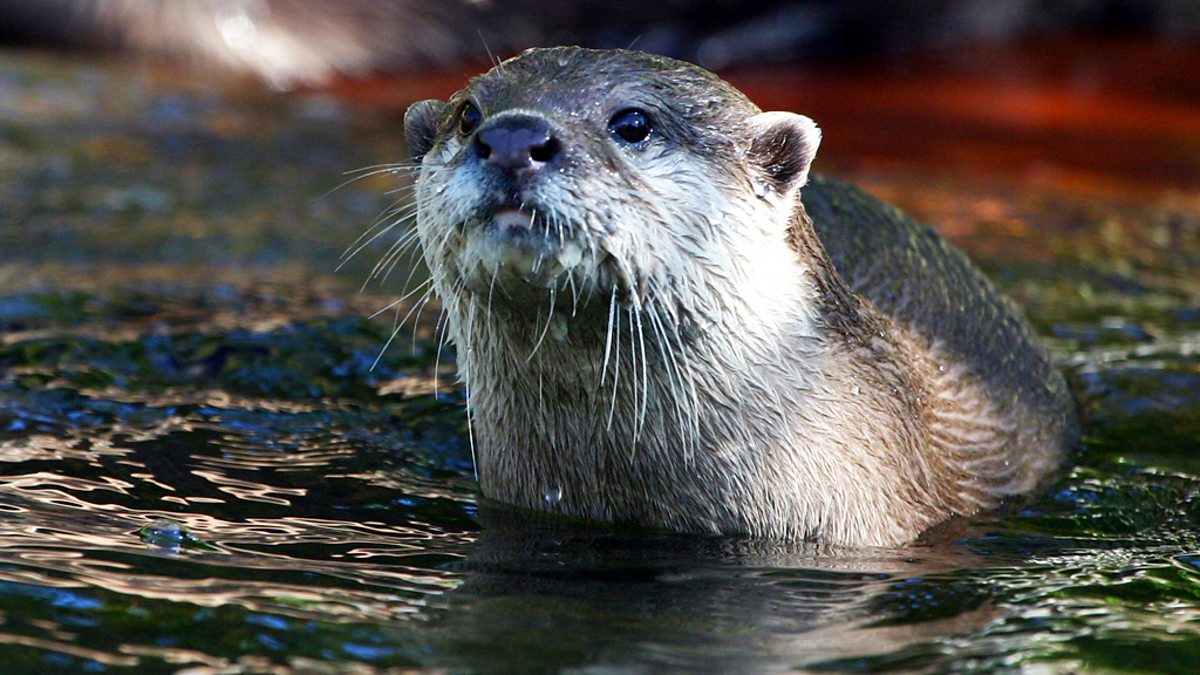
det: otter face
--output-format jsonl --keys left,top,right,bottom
{"left": 405, "top": 47, "right": 820, "bottom": 331}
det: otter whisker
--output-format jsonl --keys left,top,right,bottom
{"left": 526, "top": 287, "right": 558, "bottom": 363}
{"left": 368, "top": 277, "right": 433, "bottom": 319}
{"left": 625, "top": 301, "right": 641, "bottom": 449}
{"left": 319, "top": 163, "right": 415, "bottom": 201}
{"left": 604, "top": 247, "right": 640, "bottom": 307}
{"left": 546, "top": 211, "right": 583, "bottom": 316}
{"left": 477, "top": 29, "right": 501, "bottom": 71}
{"left": 429, "top": 212, "right": 461, "bottom": 268}
{"left": 463, "top": 296, "right": 480, "bottom": 479}
{"left": 536, "top": 350, "right": 545, "bottom": 420}
{"left": 647, "top": 303, "right": 697, "bottom": 465}
{"left": 605, "top": 289, "right": 623, "bottom": 431}
{"left": 486, "top": 263, "right": 500, "bottom": 320}
{"left": 383, "top": 182, "right": 423, "bottom": 197}
{"left": 406, "top": 288, "right": 437, "bottom": 356}
{"left": 430, "top": 298, "right": 455, "bottom": 397}
{"left": 420, "top": 210, "right": 460, "bottom": 391}
{"left": 370, "top": 282, "right": 438, "bottom": 370}
{"left": 338, "top": 200, "right": 413, "bottom": 269}
{"left": 674, "top": 338, "right": 703, "bottom": 462}
{"left": 344, "top": 171, "right": 448, "bottom": 287}
{"left": 601, "top": 284, "right": 618, "bottom": 388}
{"left": 344, "top": 161, "right": 423, "bottom": 174}
{"left": 373, "top": 226, "right": 427, "bottom": 285}
{"left": 392, "top": 241, "right": 434, "bottom": 298}
{"left": 372, "top": 282, "right": 433, "bottom": 371}
{"left": 365, "top": 220, "right": 419, "bottom": 275}
{"left": 630, "top": 294, "right": 651, "bottom": 449}
{"left": 343, "top": 225, "right": 399, "bottom": 277}
{"left": 587, "top": 239, "right": 603, "bottom": 299}
{"left": 350, "top": 193, "right": 412, "bottom": 239}
{"left": 566, "top": 273, "right": 580, "bottom": 318}
{"left": 372, "top": 317, "right": 406, "bottom": 372}
{"left": 645, "top": 303, "right": 682, "bottom": 433}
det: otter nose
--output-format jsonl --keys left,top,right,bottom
{"left": 474, "top": 114, "right": 560, "bottom": 172}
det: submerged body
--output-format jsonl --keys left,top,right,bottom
{"left": 403, "top": 47, "right": 1077, "bottom": 547}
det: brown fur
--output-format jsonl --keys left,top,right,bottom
{"left": 403, "top": 47, "right": 1078, "bottom": 546}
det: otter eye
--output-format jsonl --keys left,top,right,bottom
{"left": 458, "top": 102, "right": 482, "bottom": 135}
{"left": 609, "top": 108, "right": 651, "bottom": 145}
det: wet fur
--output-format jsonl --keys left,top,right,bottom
{"left": 400, "top": 47, "right": 1077, "bottom": 546}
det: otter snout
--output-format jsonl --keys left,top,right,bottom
{"left": 474, "top": 112, "right": 562, "bottom": 176}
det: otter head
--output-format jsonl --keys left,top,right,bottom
{"left": 404, "top": 47, "right": 821, "bottom": 339}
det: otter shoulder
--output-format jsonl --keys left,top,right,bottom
{"left": 801, "top": 174, "right": 1078, "bottom": 497}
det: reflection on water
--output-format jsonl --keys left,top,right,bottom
{"left": 0, "top": 381, "right": 479, "bottom": 670}
{"left": 1, "top": 50, "right": 1199, "bottom": 672}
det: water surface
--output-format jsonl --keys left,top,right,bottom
{"left": 1, "top": 51, "right": 1199, "bottom": 673}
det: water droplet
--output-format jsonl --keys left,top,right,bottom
{"left": 543, "top": 484, "right": 563, "bottom": 506}
{"left": 852, "top": 386, "right": 861, "bottom": 396}
{"left": 753, "top": 181, "right": 768, "bottom": 199}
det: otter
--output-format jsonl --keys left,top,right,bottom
{"left": 400, "top": 47, "right": 1078, "bottom": 547}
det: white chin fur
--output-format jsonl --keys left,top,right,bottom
{"left": 457, "top": 210, "right": 590, "bottom": 295}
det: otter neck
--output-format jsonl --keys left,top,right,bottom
{"left": 450, "top": 201, "right": 935, "bottom": 539}
{"left": 785, "top": 203, "right": 869, "bottom": 338}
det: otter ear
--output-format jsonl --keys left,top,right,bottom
{"left": 404, "top": 99, "right": 447, "bottom": 163}
{"left": 747, "top": 112, "right": 821, "bottom": 197}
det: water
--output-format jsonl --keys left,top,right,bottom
{"left": 2, "top": 52, "right": 1199, "bottom": 673}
